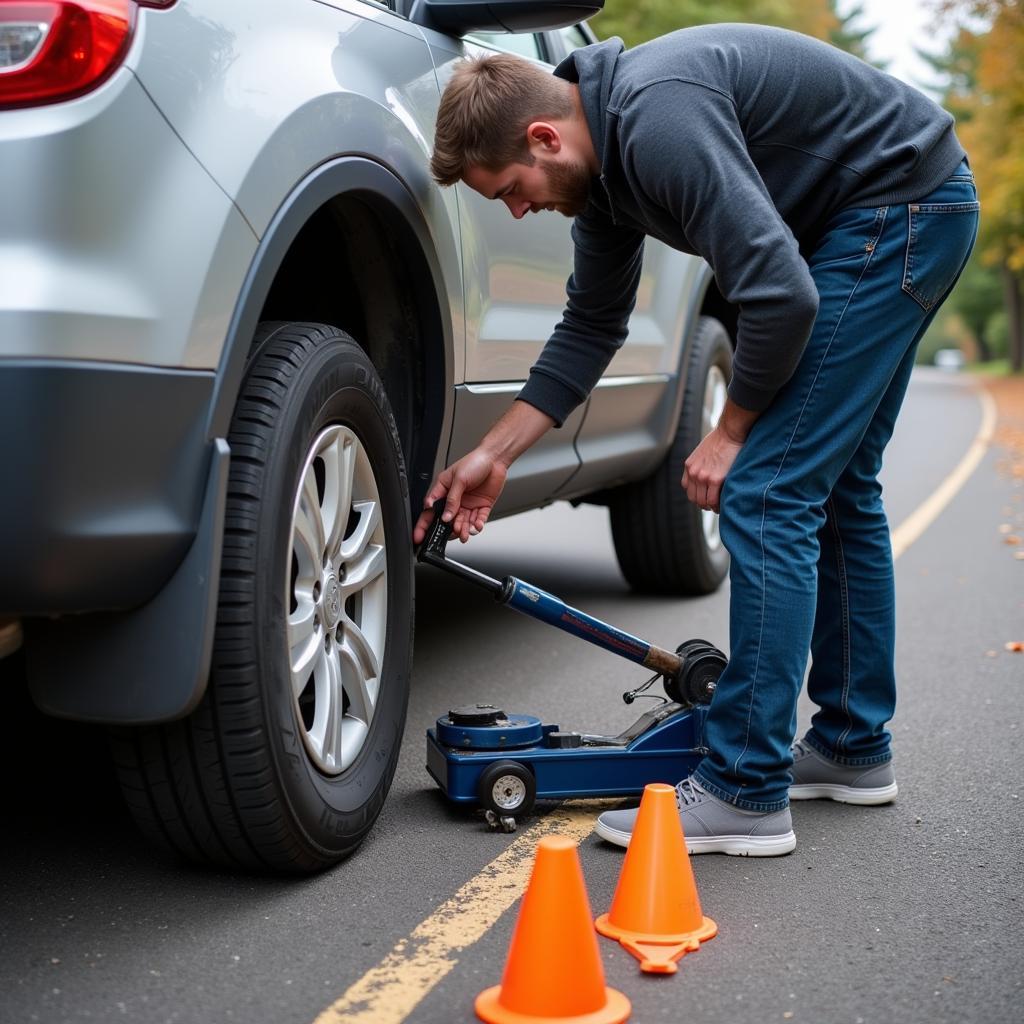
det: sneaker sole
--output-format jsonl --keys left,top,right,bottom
{"left": 594, "top": 818, "right": 796, "bottom": 857}
{"left": 789, "top": 781, "right": 898, "bottom": 805}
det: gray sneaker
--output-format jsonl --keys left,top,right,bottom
{"left": 789, "top": 739, "right": 898, "bottom": 805}
{"left": 594, "top": 778, "right": 796, "bottom": 857}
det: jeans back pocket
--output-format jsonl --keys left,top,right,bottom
{"left": 901, "top": 200, "right": 980, "bottom": 311}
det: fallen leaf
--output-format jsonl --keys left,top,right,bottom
{"left": 1005, "top": 642, "right": 1024, "bottom": 653}
{"left": 1000, "top": 523, "right": 1013, "bottom": 533}
{"left": 1005, "top": 536, "right": 1022, "bottom": 545}
{"left": 1015, "top": 551, "right": 1024, "bottom": 561}
{"left": 986, "top": 650, "right": 998, "bottom": 657}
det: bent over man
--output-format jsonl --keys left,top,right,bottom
{"left": 414, "top": 24, "right": 979, "bottom": 855}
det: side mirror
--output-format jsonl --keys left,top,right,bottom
{"left": 410, "top": 0, "right": 603, "bottom": 36}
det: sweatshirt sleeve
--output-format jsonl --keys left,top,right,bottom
{"left": 517, "top": 205, "right": 646, "bottom": 426}
{"left": 621, "top": 79, "right": 819, "bottom": 411}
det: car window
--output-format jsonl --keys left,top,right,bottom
{"left": 468, "top": 31, "right": 545, "bottom": 61}
{"left": 559, "top": 25, "right": 591, "bottom": 53}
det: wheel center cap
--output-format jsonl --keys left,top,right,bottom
{"left": 323, "top": 574, "right": 342, "bottom": 628}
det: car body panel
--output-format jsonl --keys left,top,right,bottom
{"left": 0, "top": 67, "right": 257, "bottom": 369}
{"left": 131, "top": 0, "right": 466, "bottom": 384}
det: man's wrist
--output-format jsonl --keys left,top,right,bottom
{"left": 480, "top": 400, "right": 555, "bottom": 468}
{"left": 718, "top": 398, "right": 759, "bottom": 444}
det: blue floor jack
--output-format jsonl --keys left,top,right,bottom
{"left": 417, "top": 501, "right": 728, "bottom": 832}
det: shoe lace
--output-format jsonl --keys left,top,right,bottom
{"left": 674, "top": 778, "right": 702, "bottom": 808}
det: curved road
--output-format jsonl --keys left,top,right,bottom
{"left": 1, "top": 368, "right": 1019, "bottom": 1024}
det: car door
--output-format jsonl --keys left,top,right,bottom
{"left": 417, "top": 26, "right": 586, "bottom": 514}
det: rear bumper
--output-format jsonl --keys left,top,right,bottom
{"left": 0, "top": 359, "right": 216, "bottom": 615}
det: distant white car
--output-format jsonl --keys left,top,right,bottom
{"left": 934, "top": 348, "right": 966, "bottom": 371}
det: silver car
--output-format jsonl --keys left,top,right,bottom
{"left": 0, "top": 0, "right": 734, "bottom": 872}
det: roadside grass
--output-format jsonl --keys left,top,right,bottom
{"left": 968, "top": 358, "right": 1017, "bottom": 376}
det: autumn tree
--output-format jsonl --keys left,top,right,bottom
{"left": 938, "top": 0, "right": 1024, "bottom": 371}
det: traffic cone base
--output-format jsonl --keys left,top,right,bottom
{"left": 597, "top": 783, "right": 717, "bottom": 974}
{"left": 595, "top": 913, "right": 717, "bottom": 974}
{"left": 475, "top": 985, "right": 631, "bottom": 1024}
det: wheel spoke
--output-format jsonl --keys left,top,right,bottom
{"left": 321, "top": 644, "right": 345, "bottom": 770}
{"left": 340, "top": 618, "right": 380, "bottom": 695}
{"left": 339, "top": 499, "right": 381, "bottom": 563}
{"left": 288, "top": 600, "right": 319, "bottom": 696}
{"left": 294, "top": 468, "right": 326, "bottom": 568}
{"left": 342, "top": 542, "right": 386, "bottom": 595}
{"left": 340, "top": 718, "right": 368, "bottom": 772}
{"left": 323, "top": 433, "right": 356, "bottom": 562}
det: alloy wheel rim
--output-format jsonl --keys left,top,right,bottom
{"left": 286, "top": 425, "right": 388, "bottom": 776}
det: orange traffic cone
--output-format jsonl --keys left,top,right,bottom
{"left": 595, "top": 783, "right": 717, "bottom": 974}
{"left": 476, "top": 835, "right": 631, "bottom": 1024}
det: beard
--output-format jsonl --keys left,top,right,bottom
{"left": 542, "top": 156, "right": 593, "bottom": 218}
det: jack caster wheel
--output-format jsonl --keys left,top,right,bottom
{"left": 477, "top": 760, "right": 536, "bottom": 821}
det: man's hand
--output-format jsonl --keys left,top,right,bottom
{"left": 412, "top": 400, "right": 556, "bottom": 546}
{"left": 412, "top": 448, "right": 508, "bottom": 545}
{"left": 681, "top": 397, "right": 759, "bottom": 513}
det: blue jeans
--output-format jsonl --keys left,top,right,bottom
{"left": 692, "top": 160, "right": 979, "bottom": 812}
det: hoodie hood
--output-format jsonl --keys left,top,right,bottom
{"left": 553, "top": 36, "right": 624, "bottom": 179}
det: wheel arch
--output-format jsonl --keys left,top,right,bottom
{"left": 208, "top": 156, "right": 456, "bottom": 513}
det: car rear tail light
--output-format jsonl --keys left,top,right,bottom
{"left": 0, "top": 0, "right": 175, "bottom": 110}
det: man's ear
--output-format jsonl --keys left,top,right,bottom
{"left": 525, "top": 120, "right": 561, "bottom": 156}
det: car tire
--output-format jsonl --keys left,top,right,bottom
{"left": 111, "top": 322, "right": 413, "bottom": 873}
{"left": 609, "top": 316, "right": 732, "bottom": 595}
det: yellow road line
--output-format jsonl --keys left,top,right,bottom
{"left": 312, "top": 802, "right": 616, "bottom": 1024}
{"left": 313, "top": 379, "right": 995, "bottom": 1024}
{"left": 891, "top": 382, "right": 996, "bottom": 560}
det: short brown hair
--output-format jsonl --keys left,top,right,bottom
{"left": 430, "top": 53, "right": 575, "bottom": 187}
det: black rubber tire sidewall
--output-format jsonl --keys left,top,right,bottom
{"left": 245, "top": 328, "right": 412, "bottom": 858}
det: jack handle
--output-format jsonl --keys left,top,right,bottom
{"left": 415, "top": 499, "right": 686, "bottom": 681}
{"left": 415, "top": 499, "right": 504, "bottom": 597}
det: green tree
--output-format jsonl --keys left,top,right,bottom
{"left": 827, "top": 1, "right": 875, "bottom": 61}
{"left": 592, "top": 0, "right": 870, "bottom": 51}
{"left": 951, "top": 253, "right": 1006, "bottom": 360}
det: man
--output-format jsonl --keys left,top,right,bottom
{"left": 414, "top": 24, "right": 978, "bottom": 855}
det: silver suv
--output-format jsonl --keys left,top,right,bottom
{"left": 0, "top": 0, "right": 735, "bottom": 872}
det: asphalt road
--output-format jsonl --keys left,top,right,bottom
{"left": 2, "top": 368, "right": 1021, "bottom": 1024}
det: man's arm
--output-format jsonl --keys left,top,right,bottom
{"left": 412, "top": 400, "right": 555, "bottom": 545}
{"left": 517, "top": 207, "right": 647, "bottom": 425}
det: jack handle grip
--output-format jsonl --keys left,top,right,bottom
{"left": 415, "top": 498, "right": 453, "bottom": 567}
{"left": 415, "top": 499, "right": 504, "bottom": 596}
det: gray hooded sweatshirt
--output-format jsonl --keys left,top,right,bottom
{"left": 516, "top": 24, "right": 966, "bottom": 422}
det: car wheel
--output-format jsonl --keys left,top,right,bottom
{"left": 476, "top": 761, "right": 536, "bottom": 818}
{"left": 609, "top": 316, "right": 732, "bottom": 595}
{"left": 111, "top": 322, "right": 413, "bottom": 873}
